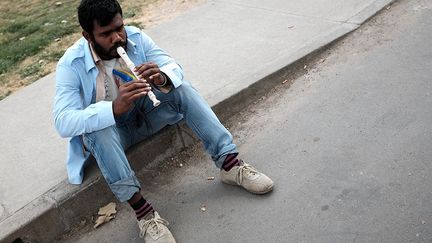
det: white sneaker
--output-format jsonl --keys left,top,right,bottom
{"left": 220, "top": 161, "right": 274, "bottom": 194}
{"left": 138, "top": 211, "right": 176, "bottom": 243}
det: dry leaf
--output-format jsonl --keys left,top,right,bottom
{"left": 98, "top": 202, "right": 117, "bottom": 216}
{"left": 94, "top": 215, "right": 115, "bottom": 228}
{"left": 93, "top": 202, "right": 117, "bottom": 228}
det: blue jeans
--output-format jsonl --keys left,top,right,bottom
{"left": 83, "top": 81, "right": 237, "bottom": 202}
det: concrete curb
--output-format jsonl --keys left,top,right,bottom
{"left": 0, "top": 1, "right": 395, "bottom": 242}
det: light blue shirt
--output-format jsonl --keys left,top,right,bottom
{"left": 53, "top": 26, "right": 184, "bottom": 184}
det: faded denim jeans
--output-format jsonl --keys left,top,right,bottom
{"left": 82, "top": 81, "right": 237, "bottom": 202}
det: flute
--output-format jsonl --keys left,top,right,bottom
{"left": 117, "top": 46, "right": 161, "bottom": 107}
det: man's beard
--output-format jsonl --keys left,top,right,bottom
{"left": 92, "top": 38, "right": 127, "bottom": 60}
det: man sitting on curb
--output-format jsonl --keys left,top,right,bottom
{"left": 53, "top": 0, "right": 274, "bottom": 242}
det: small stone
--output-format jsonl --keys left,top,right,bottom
{"left": 19, "top": 37, "right": 26, "bottom": 41}
{"left": 55, "top": 1, "right": 63, "bottom": 6}
{"left": 55, "top": 38, "right": 61, "bottom": 42}
{"left": 408, "top": 173, "right": 412, "bottom": 176}
{"left": 303, "top": 65, "right": 307, "bottom": 69}
{"left": 422, "top": 220, "right": 426, "bottom": 224}
{"left": 282, "top": 79, "right": 288, "bottom": 84}
{"left": 416, "top": 233, "right": 420, "bottom": 237}
{"left": 179, "top": 163, "right": 183, "bottom": 168}
{"left": 288, "top": 25, "right": 294, "bottom": 28}
{"left": 207, "top": 176, "right": 215, "bottom": 180}
{"left": 61, "top": 20, "right": 68, "bottom": 24}
{"left": 200, "top": 205, "right": 206, "bottom": 212}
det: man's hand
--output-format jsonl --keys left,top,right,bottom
{"left": 112, "top": 80, "right": 151, "bottom": 116}
{"left": 134, "top": 62, "right": 166, "bottom": 86}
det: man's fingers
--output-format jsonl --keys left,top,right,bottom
{"left": 135, "top": 62, "right": 157, "bottom": 71}
{"left": 141, "top": 68, "right": 160, "bottom": 79}
{"left": 120, "top": 80, "right": 150, "bottom": 92}
{"left": 126, "top": 87, "right": 152, "bottom": 102}
{"left": 149, "top": 73, "right": 162, "bottom": 80}
{"left": 134, "top": 63, "right": 159, "bottom": 78}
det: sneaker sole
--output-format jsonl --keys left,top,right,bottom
{"left": 248, "top": 184, "right": 274, "bottom": 195}
{"left": 221, "top": 179, "right": 274, "bottom": 194}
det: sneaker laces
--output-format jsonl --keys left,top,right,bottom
{"left": 138, "top": 215, "right": 169, "bottom": 239}
{"left": 236, "top": 163, "right": 258, "bottom": 185}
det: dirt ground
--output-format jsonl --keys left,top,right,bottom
{"left": 125, "top": 0, "right": 204, "bottom": 28}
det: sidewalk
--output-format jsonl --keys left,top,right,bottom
{"left": 0, "top": 0, "right": 394, "bottom": 242}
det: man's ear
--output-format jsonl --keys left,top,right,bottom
{"left": 82, "top": 31, "right": 91, "bottom": 42}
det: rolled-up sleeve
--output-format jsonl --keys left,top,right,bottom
{"left": 53, "top": 63, "right": 115, "bottom": 138}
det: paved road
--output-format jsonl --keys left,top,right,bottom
{"left": 61, "top": 0, "right": 432, "bottom": 242}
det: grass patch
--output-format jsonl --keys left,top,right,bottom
{"left": 19, "top": 63, "right": 42, "bottom": 78}
{"left": 0, "top": 0, "right": 80, "bottom": 74}
{"left": 124, "top": 9, "right": 137, "bottom": 18}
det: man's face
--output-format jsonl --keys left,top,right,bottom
{"left": 85, "top": 13, "right": 127, "bottom": 60}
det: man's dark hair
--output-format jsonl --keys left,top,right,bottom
{"left": 78, "top": 0, "right": 123, "bottom": 34}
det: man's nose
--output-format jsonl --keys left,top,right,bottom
{"left": 112, "top": 32, "right": 123, "bottom": 43}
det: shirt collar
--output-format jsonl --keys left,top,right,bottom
{"left": 127, "top": 38, "right": 137, "bottom": 50}
{"left": 84, "top": 40, "right": 97, "bottom": 73}
{"left": 89, "top": 43, "right": 102, "bottom": 65}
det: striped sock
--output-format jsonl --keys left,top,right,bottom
{"left": 222, "top": 153, "right": 240, "bottom": 171}
{"left": 130, "top": 196, "right": 154, "bottom": 221}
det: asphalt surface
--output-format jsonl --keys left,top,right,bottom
{"left": 3, "top": 0, "right": 398, "bottom": 241}
{"left": 59, "top": 0, "right": 432, "bottom": 242}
